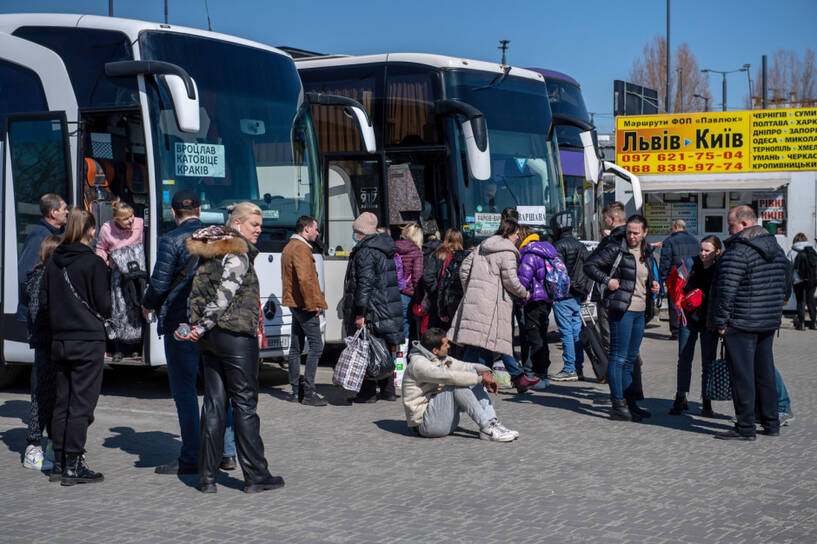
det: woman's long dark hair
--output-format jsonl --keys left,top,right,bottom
{"left": 626, "top": 214, "right": 649, "bottom": 263}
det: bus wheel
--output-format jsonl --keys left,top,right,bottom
{"left": 0, "top": 364, "right": 27, "bottom": 389}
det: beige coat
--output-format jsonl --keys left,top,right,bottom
{"left": 401, "top": 342, "right": 492, "bottom": 427}
{"left": 447, "top": 235, "right": 527, "bottom": 356}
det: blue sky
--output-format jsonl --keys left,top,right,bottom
{"left": 2, "top": 0, "right": 816, "bottom": 132}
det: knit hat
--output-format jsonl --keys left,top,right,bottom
{"left": 549, "top": 210, "right": 573, "bottom": 234}
{"left": 352, "top": 212, "right": 378, "bottom": 236}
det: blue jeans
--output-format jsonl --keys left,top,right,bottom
{"left": 676, "top": 324, "right": 718, "bottom": 394}
{"left": 401, "top": 293, "right": 412, "bottom": 342}
{"left": 607, "top": 310, "right": 645, "bottom": 400}
{"left": 775, "top": 368, "right": 790, "bottom": 413}
{"left": 462, "top": 345, "right": 523, "bottom": 379}
{"left": 553, "top": 297, "right": 584, "bottom": 373}
{"left": 164, "top": 335, "right": 235, "bottom": 464}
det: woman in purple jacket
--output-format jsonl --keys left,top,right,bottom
{"left": 395, "top": 223, "right": 424, "bottom": 342}
{"left": 516, "top": 226, "right": 559, "bottom": 381}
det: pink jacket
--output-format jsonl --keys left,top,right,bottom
{"left": 96, "top": 217, "right": 144, "bottom": 264}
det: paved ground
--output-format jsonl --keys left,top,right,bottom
{"left": 1, "top": 318, "right": 815, "bottom": 544}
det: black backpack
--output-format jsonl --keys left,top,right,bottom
{"left": 437, "top": 250, "right": 469, "bottom": 322}
{"left": 569, "top": 246, "right": 593, "bottom": 299}
{"left": 795, "top": 246, "right": 817, "bottom": 287}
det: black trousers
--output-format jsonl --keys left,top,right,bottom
{"left": 724, "top": 328, "right": 778, "bottom": 435}
{"left": 794, "top": 282, "right": 816, "bottom": 325}
{"left": 357, "top": 376, "right": 395, "bottom": 399}
{"left": 199, "top": 327, "right": 270, "bottom": 485}
{"left": 50, "top": 340, "right": 105, "bottom": 455}
{"left": 523, "top": 301, "right": 552, "bottom": 376}
{"left": 667, "top": 302, "right": 680, "bottom": 335}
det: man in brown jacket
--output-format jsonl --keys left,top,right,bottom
{"left": 282, "top": 215, "right": 328, "bottom": 406}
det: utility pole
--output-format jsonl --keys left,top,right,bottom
{"left": 762, "top": 55, "right": 768, "bottom": 109}
{"left": 498, "top": 40, "right": 510, "bottom": 66}
{"left": 676, "top": 67, "right": 683, "bottom": 113}
{"left": 164, "top": 0, "right": 168, "bottom": 24}
{"left": 108, "top": 0, "right": 113, "bottom": 16}
{"left": 744, "top": 64, "right": 753, "bottom": 108}
{"left": 665, "top": 0, "right": 671, "bottom": 113}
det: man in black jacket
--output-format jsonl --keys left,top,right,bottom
{"left": 141, "top": 191, "right": 236, "bottom": 473}
{"left": 659, "top": 219, "right": 699, "bottom": 339}
{"left": 343, "top": 212, "right": 403, "bottom": 402}
{"left": 550, "top": 211, "right": 590, "bottom": 381}
{"left": 709, "top": 205, "right": 791, "bottom": 440}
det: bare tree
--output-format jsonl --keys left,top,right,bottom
{"left": 630, "top": 36, "right": 711, "bottom": 113}
{"left": 749, "top": 49, "right": 817, "bottom": 108}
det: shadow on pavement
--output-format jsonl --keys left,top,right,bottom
{"left": 103, "top": 426, "right": 181, "bottom": 468}
{"left": 0, "top": 427, "right": 27, "bottom": 456}
{"left": 373, "top": 419, "right": 413, "bottom": 437}
{"left": 0, "top": 399, "right": 31, "bottom": 423}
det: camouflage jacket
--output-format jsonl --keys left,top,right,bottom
{"left": 187, "top": 228, "right": 259, "bottom": 337}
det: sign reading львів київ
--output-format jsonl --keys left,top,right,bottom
{"left": 615, "top": 107, "right": 817, "bottom": 175}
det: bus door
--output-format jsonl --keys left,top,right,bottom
{"left": 322, "top": 151, "right": 385, "bottom": 343}
{"left": 385, "top": 148, "right": 452, "bottom": 234}
{"left": 1, "top": 34, "right": 77, "bottom": 366}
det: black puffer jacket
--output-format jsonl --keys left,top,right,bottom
{"left": 709, "top": 225, "right": 791, "bottom": 332}
{"left": 342, "top": 233, "right": 403, "bottom": 345}
{"left": 584, "top": 225, "right": 657, "bottom": 321}
{"left": 553, "top": 229, "right": 589, "bottom": 297}
{"left": 142, "top": 217, "right": 203, "bottom": 335}
{"left": 658, "top": 229, "right": 699, "bottom": 282}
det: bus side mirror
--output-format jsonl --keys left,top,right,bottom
{"left": 580, "top": 130, "right": 601, "bottom": 183}
{"left": 160, "top": 74, "right": 200, "bottom": 133}
{"left": 105, "top": 60, "right": 201, "bottom": 134}
{"left": 460, "top": 115, "right": 490, "bottom": 180}
{"left": 343, "top": 106, "right": 376, "bottom": 153}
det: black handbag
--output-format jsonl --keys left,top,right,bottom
{"left": 704, "top": 339, "right": 732, "bottom": 401}
{"left": 365, "top": 327, "right": 395, "bottom": 380}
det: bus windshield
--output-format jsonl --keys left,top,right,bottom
{"left": 545, "top": 78, "right": 590, "bottom": 150}
{"left": 140, "top": 32, "right": 322, "bottom": 249}
{"left": 445, "top": 70, "right": 564, "bottom": 237}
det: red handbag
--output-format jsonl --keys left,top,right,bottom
{"left": 680, "top": 288, "right": 703, "bottom": 311}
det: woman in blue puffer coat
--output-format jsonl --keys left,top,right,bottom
{"left": 516, "top": 226, "right": 560, "bottom": 382}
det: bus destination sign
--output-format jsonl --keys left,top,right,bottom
{"left": 615, "top": 107, "right": 817, "bottom": 175}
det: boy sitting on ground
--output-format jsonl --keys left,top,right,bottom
{"left": 402, "top": 328, "right": 518, "bottom": 441}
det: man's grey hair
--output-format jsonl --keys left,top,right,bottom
{"left": 672, "top": 219, "right": 687, "bottom": 230}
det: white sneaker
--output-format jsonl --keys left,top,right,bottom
{"left": 494, "top": 421, "right": 520, "bottom": 439}
{"left": 23, "top": 444, "right": 53, "bottom": 471}
{"left": 479, "top": 422, "right": 515, "bottom": 442}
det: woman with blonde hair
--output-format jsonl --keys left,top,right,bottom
{"left": 395, "top": 223, "right": 424, "bottom": 340}
{"left": 43, "top": 208, "right": 111, "bottom": 484}
{"left": 176, "top": 201, "right": 283, "bottom": 493}
{"left": 96, "top": 200, "right": 146, "bottom": 360}
{"left": 420, "top": 228, "right": 464, "bottom": 330}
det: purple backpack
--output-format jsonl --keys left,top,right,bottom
{"left": 394, "top": 253, "right": 407, "bottom": 291}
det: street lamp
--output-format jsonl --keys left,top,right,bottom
{"left": 701, "top": 66, "right": 749, "bottom": 111}
{"left": 693, "top": 93, "right": 710, "bottom": 112}
{"left": 743, "top": 63, "right": 753, "bottom": 109}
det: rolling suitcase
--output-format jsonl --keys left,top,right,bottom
{"left": 579, "top": 304, "right": 608, "bottom": 381}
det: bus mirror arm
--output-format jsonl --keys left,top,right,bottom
{"left": 435, "top": 99, "right": 490, "bottom": 181}
{"left": 602, "top": 161, "right": 643, "bottom": 211}
{"left": 548, "top": 113, "right": 595, "bottom": 140}
{"left": 105, "top": 60, "right": 200, "bottom": 133}
{"left": 580, "top": 130, "right": 601, "bottom": 183}
{"left": 305, "top": 93, "right": 376, "bottom": 153}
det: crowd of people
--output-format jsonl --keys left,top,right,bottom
{"left": 15, "top": 188, "right": 814, "bottom": 489}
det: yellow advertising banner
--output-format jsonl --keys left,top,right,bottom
{"left": 615, "top": 107, "right": 817, "bottom": 175}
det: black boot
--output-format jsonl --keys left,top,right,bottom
{"left": 669, "top": 393, "right": 688, "bottom": 415}
{"left": 628, "top": 401, "right": 651, "bottom": 421}
{"left": 610, "top": 399, "right": 632, "bottom": 421}
{"left": 701, "top": 398, "right": 715, "bottom": 418}
{"left": 49, "top": 449, "right": 64, "bottom": 483}
{"left": 61, "top": 454, "right": 104, "bottom": 486}
{"left": 809, "top": 321, "right": 817, "bottom": 330}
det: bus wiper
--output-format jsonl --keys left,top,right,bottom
{"left": 474, "top": 65, "right": 511, "bottom": 91}
{"left": 499, "top": 177, "right": 520, "bottom": 206}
